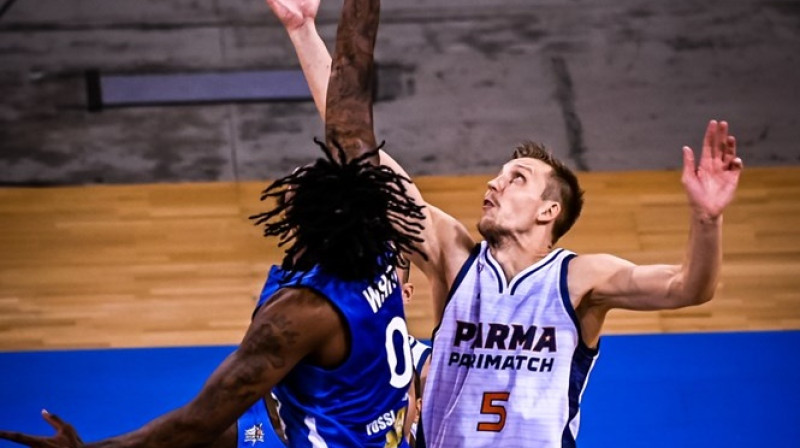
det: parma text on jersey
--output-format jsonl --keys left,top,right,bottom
{"left": 448, "top": 320, "right": 557, "bottom": 372}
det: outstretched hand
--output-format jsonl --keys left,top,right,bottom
{"left": 266, "top": 0, "right": 320, "bottom": 31}
{"left": 681, "top": 120, "right": 743, "bottom": 220}
{"left": 0, "top": 411, "right": 84, "bottom": 448}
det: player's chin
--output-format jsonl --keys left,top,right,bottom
{"left": 477, "top": 217, "right": 505, "bottom": 242}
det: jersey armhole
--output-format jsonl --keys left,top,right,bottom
{"left": 559, "top": 254, "right": 600, "bottom": 356}
{"left": 430, "top": 242, "right": 483, "bottom": 343}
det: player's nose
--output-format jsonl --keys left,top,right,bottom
{"left": 487, "top": 175, "right": 505, "bottom": 192}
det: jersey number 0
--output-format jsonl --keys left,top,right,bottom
{"left": 385, "top": 316, "right": 413, "bottom": 388}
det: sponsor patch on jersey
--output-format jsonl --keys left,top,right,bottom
{"left": 243, "top": 423, "right": 265, "bottom": 445}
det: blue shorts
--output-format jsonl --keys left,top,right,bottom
{"left": 237, "top": 399, "right": 285, "bottom": 448}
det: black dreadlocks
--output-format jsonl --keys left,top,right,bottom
{"left": 250, "top": 139, "right": 426, "bottom": 281}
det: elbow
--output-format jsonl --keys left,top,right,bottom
{"left": 696, "top": 286, "right": 717, "bottom": 305}
{"left": 668, "top": 276, "right": 717, "bottom": 308}
{"left": 691, "top": 273, "right": 721, "bottom": 305}
{"left": 686, "top": 293, "right": 714, "bottom": 307}
{"left": 679, "top": 285, "right": 717, "bottom": 308}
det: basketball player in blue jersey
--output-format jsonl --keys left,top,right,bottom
{"left": 0, "top": 0, "right": 425, "bottom": 447}
{"left": 267, "top": 1, "right": 745, "bottom": 446}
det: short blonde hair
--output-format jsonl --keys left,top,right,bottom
{"left": 512, "top": 141, "right": 584, "bottom": 243}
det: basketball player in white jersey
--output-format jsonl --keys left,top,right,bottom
{"left": 266, "top": 1, "right": 744, "bottom": 446}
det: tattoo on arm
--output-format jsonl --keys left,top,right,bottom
{"left": 242, "top": 311, "right": 301, "bottom": 370}
{"left": 325, "top": 0, "right": 381, "bottom": 162}
{"left": 82, "top": 307, "right": 308, "bottom": 448}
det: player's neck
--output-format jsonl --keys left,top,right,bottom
{"left": 487, "top": 231, "right": 553, "bottom": 281}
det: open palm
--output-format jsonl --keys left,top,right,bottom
{"left": 681, "top": 120, "right": 743, "bottom": 220}
{"left": 0, "top": 411, "right": 83, "bottom": 448}
{"left": 266, "top": 0, "right": 320, "bottom": 31}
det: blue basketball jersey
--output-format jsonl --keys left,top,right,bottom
{"left": 256, "top": 263, "right": 413, "bottom": 447}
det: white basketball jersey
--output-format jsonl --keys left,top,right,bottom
{"left": 422, "top": 242, "right": 599, "bottom": 448}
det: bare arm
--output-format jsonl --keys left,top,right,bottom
{"left": 323, "top": 0, "right": 379, "bottom": 160}
{"left": 269, "top": 0, "right": 380, "bottom": 161}
{"left": 0, "top": 289, "right": 345, "bottom": 448}
{"left": 573, "top": 120, "right": 743, "bottom": 342}
{"left": 266, "top": 0, "right": 330, "bottom": 117}
{"left": 266, "top": 0, "right": 474, "bottom": 319}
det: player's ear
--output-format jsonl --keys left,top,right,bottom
{"left": 537, "top": 200, "right": 561, "bottom": 224}
{"left": 402, "top": 283, "right": 415, "bottom": 304}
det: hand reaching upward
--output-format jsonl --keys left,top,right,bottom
{"left": 681, "top": 120, "right": 744, "bottom": 221}
{"left": 265, "top": 0, "right": 320, "bottom": 31}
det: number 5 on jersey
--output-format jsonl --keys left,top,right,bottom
{"left": 477, "top": 392, "right": 510, "bottom": 432}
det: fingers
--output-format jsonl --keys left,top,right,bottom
{"left": 729, "top": 156, "right": 744, "bottom": 171}
{"left": 0, "top": 410, "right": 75, "bottom": 448}
{"left": 715, "top": 120, "right": 729, "bottom": 161}
{"left": 703, "top": 119, "right": 729, "bottom": 161}
{"left": 0, "top": 430, "right": 44, "bottom": 447}
{"left": 702, "top": 119, "right": 740, "bottom": 170}
{"left": 681, "top": 145, "right": 696, "bottom": 181}
{"left": 701, "top": 119, "right": 717, "bottom": 162}
{"left": 41, "top": 409, "right": 82, "bottom": 445}
{"left": 720, "top": 134, "right": 737, "bottom": 165}
{"left": 716, "top": 125, "right": 744, "bottom": 173}
{"left": 41, "top": 410, "right": 65, "bottom": 431}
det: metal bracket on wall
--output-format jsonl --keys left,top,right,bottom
{"left": 84, "top": 69, "right": 313, "bottom": 112}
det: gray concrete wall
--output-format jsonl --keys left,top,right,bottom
{"left": 1, "top": 0, "right": 798, "bottom": 185}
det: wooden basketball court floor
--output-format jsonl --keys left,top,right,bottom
{"left": 0, "top": 166, "right": 799, "bottom": 446}
{"left": 1, "top": 166, "right": 798, "bottom": 350}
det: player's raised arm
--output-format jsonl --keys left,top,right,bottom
{"left": 267, "top": 0, "right": 379, "bottom": 160}
{"left": 266, "top": 0, "right": 329, "bottom": 118}
{"left": 323, "top": 0, "right": 379, "bottom": 161}
{"left": 575, "top": 120, "right": 743, "bottom": 319}
{"left": 266, "top": 0, "right": 475, "bottom": 320}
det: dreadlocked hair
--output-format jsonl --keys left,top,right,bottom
{"left": 250, "top": 138, "right": 426, "bottom": 282}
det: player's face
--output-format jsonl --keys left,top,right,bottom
{"left": 478, "top": 158, "right": 556, "bottom": 238}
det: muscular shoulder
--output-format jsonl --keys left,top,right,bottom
{"left": 249, "top": 287, "right": 347, "bottom": 368}
{"left": 567, "top": 253, "right": 635, "bottom": 306}
{"left": 256, "top": 287, "right": 339, "bottom": 321}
